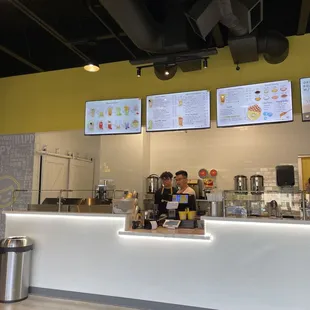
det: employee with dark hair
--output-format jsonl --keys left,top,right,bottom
{"left": 175, "top": 170, "right": 196, "bottom": 196}
{"left": 175, "top": 170, "right": 197, "bottom": 212}
{"left": 154, "top": 171, "right": 177, "bottom": 215}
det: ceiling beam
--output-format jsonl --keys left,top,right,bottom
{"left": 0, "top": 45, "right": 44, "bottom": 72}
{"left": 86, "top": 0, "right": 137, "bottom": 58}
{"left": 297, "top": 0, "right": 310, "bottom": 35}
{"left": 71, "top": 33, "right": 127, "bottom": 46}
{"left": 8, "top": 0, "right": 90, "bottom": 62}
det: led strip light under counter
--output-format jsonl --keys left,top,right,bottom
{"left": 201, "top": 216, "right": 310, "bottom": 228}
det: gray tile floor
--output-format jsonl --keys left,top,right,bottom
{"left": 0, "top": 295, "right": 138, "bottom": 310}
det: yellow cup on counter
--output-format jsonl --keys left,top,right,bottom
{"left": 178, "top": 211, "right": 187, "bottom": 220}
{"left": 187, "top": 211, "right": 196, "bottom": 220}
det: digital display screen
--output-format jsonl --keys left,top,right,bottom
{"left": 85, "top": 98, "right": 142, "bottom": 135}
{"left": 172, "top": 194, "right": 189, "bottom": 204}
{"left": 146, "top": 90, "right": 211, "bottom": 132}
{"left": 300, "top": 78, "right": 310, "bottom": 121}
{"left": 217, "top": 80, "right": 293, "bottom": 127}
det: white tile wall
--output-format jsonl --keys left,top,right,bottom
{"left": 42, "top": 116, "right": 309, "bottom": 198}
{"left": 99, "top": 128, "right": 150, "bottom": 199}
{"left": 150, "top": 115, "right": 310, "bottom": 190}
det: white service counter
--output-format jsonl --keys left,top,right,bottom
{"left": 4, "top": 211, "right": 310, "bottom": 310}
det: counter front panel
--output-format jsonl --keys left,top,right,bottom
{"left": 4, "top": 212, "right": 310, "bottom": 310}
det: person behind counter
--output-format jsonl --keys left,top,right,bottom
{"left": 154, "top": 171, "right": 178, "bottom": 215}
{"left": 175, "top": 170, "right": 196, "bottom": 196}
{"left": 175, "top": 170, "right": 196, "bottom": 211}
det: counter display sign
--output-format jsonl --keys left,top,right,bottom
{"left": 85, "top": 98, "right": 141, "bottom": 135}
{"left": 146, "top": 90, "right": 210, "bottom": 132}
{"left": 300, "top": 78, "right": 310, "bottom": 121}
{"left": 217, "top": 80, "right": 293, "bottom": 128}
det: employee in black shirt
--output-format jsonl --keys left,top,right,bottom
{"left": 154, "top": 171, "right": 177, "bottom": 215}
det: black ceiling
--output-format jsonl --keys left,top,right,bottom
{"left": 0, "top": 0, "right": 309, "bottom": 79}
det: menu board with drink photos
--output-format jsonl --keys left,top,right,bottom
{"left": 217, "top": 80, "right": 293, "bottom": 127}
{"left": 146, "top": 90, "right": 210, "bottom": 132}
{"left": 300, "top": 78, "right": 310, "bottom": 121}
{"left": 85, "top": 98, "right": 141, "bottom": 135}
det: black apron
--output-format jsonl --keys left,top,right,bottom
{"left": 154, "top": 187, "right": 176, "bottom": 215}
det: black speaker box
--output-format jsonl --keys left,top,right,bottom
{"left": 276, "top": 165, "right": 295, "bottom": 187}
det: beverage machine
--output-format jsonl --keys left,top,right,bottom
{"left": 146, "top": 174, "right": 160, "bottom": 194}
{"left": 144, "top": 174, "right": 161, "bottom": 212}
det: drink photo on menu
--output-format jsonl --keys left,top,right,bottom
{"left": 84, "top": 98, "right": 142, "bottom": 135}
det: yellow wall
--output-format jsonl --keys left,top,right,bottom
{"left": 0, "top": 35, "right": 309, "bottom": 134}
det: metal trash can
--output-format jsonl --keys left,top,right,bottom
{"left": 0, "top": 236, "right": 33, "bottom": 303}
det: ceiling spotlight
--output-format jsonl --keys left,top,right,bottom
{"left": 137, "top": 67, "right": 141, "bottom": 78}
{"left": 84, "top": 61, "right": 100, "bottom": 72}
{"left": 203, "top": 58, "right": 208, "bottom": 69}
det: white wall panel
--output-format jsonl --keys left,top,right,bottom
{"left": 68, "top": 159, "right": 94, "bottom": 198}
{"left": 40, "top": 156, "right": 69, "bottom": 202}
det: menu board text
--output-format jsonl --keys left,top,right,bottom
{"left": 217, "top": 80, "right": 293, "bottom": 127}
{"left": 146, "top": 90, "right": 210, "bottom": 132}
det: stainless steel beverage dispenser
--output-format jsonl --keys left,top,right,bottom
{"left": 146, "top": 174, "right": 160, "bottom": 194}
{"left": 250, "top": 175, "right": 264, "bottom": 193}
{"left": 234, "top": 175, "right": 248, "bottom": 192}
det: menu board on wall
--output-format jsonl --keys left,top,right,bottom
{"left": 300, "top": 78, "right": 310, "bottom": 121}
{"left": 85, "top": 98, "right": 141, "bottom": 135}
{"left": 146, "top": 90, "right": 210, "bottom": 132}
{"left": 217, "top": 80, "right": 293, "bottom": 128}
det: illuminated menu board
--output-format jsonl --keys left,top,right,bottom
{"left": 300, "top": 78, "right": 310, "bottom": 121}
{"left": 217, "top": 80, "right": 293, "bottom": 127}
{"left": 85, "top": 98, "right": 141, "bottom": 135}
{"left": 146, "top": 90, "right": 210, "bottom": 132}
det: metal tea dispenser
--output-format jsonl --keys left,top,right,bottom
{"left": 96, "top": 184, "right": 107, "bottom": 201}
{"left": 234, "top": 175, "right": 248, "bottom": 192}
{"left": 146, "top": 174, "right": 160, "bottom": 194}
{"left": 250, "top": 175, "right": 264, "bottom": 194}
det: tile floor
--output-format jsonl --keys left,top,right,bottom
{"left": 0, "top": 295, "right": 138, "bottom": 310}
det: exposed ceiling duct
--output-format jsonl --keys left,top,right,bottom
{"left": 229, "top": 36, "right": 289, "bottom": 66}
{"left": 257, "top": 31, "right": 289, "bottom": 64}
{"left": 100, "top": 0, "right": 288, "bottom": 80}
{"left": 99, "top": 0, "right": 190, "bottom": 54}
{"left": 218, "top": 0, "right": 249, "bottom": 36}
{"left": 228, "top": 31, "right": 289, "bottom": 65}
{"left": 187, "top": 0, "right": 289, "bottom": 65}
{"left": 186, "top": 0, "right": 263, "bottom": 39}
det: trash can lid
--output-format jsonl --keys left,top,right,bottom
{"left": 0, "top": 236, "right": 33, "bottom": 248}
